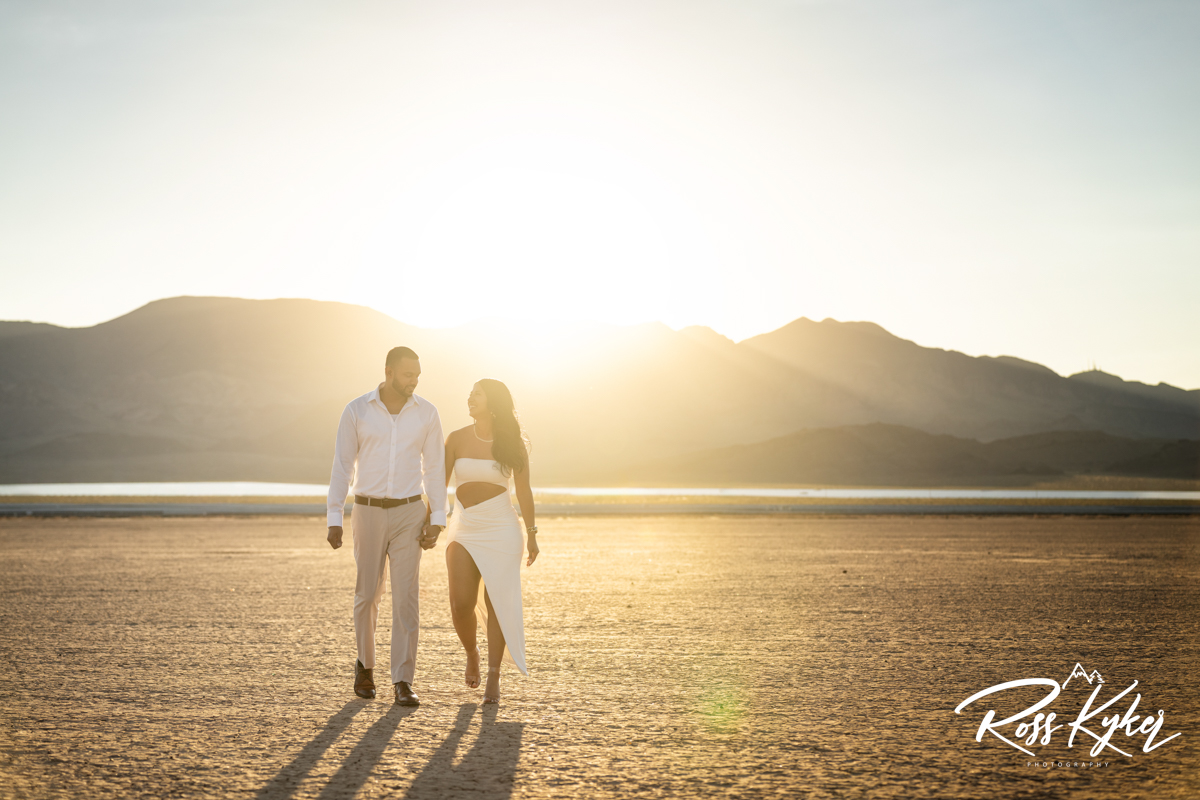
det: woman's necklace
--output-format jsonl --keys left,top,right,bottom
{"left": 473, "top": 422, "right": 493, "bottom": 443}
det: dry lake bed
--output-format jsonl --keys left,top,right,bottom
{"left": 1, "top": 514, "right": 1197, "bottom": 799}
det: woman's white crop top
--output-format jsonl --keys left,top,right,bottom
{"left": 453, "top": 457, "right": 510, "bottom": 488}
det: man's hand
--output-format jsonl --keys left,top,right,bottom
{"left": 327, "top": 526, "right": 343, "bottom": 550}
{"left": 419, "top": 524, "right": 443, "bottom": 550}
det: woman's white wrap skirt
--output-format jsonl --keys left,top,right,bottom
{"left": 445, "top": 492, "right": 528, "bottom": 674}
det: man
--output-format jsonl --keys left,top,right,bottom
{"left": 327, "top": 346, "right": 447, "bottom": 706}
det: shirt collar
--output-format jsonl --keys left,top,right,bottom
{"left": 372, "top": 385, "right": 421, "bottom": 411}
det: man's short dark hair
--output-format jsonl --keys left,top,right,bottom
{"left": 386, "top": 346, "right": 419, "bottom": 368}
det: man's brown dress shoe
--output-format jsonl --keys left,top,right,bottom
{"left": 394, "top": 681, "right": 420, "bottom": 706}
{"left": 354, "top": 659, "right": 376, "bottom": 699}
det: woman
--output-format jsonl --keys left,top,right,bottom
{"left": 443, "top": 378, "right": 539, "bottom": 704}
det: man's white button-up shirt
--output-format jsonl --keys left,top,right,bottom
{"left": 327, "top": 387, "right": 447, "bottom": 527}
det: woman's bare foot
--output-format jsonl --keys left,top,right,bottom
{"left": 465, "top": 648, "right": 481, "bottom": 689}
{"left": 483, "top": 666, "right": 500, "bottom": 704}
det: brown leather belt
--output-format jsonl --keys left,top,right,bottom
{"left": 354, "top": 494, "right": 423, "bottom": 509}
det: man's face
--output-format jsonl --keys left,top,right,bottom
{"left": 386, "top": 358, "right": 421, "bottom": 399}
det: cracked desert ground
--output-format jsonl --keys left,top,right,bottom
{"left": 1, "top": 514, "right": 1197, "bottom": 799}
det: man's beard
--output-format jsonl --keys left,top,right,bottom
{"left": 391, "top": 377, "right": 413, "bottom": 397}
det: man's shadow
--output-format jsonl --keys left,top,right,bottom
{"left": 314, "top": 703, "right": 420, "bottom": 799}
{"left": 255, "top": 700, "right": 372, "bottom": 800}
{"left": 404, "top": 704, "right": 524, "bottom": 800}
{"left": 257, "top": 702, "right": 522, "bottom": 800}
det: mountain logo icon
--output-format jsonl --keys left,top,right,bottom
{"left": 1062, "top": 662, "right": 1104, "bottom": 688}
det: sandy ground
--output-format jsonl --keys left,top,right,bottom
{"left": 0, "top": 514, "right": 1197, "bottom": 799}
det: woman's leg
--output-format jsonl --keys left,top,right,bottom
{"left": 483, "top": 589, "right": 505, "bottom": 701}
{"left": 446, "top": 542, "right": 482, "bottom": 687}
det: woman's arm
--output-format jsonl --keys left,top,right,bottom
{"left": 514, "top": 447, "right": 538, "bottom": 566}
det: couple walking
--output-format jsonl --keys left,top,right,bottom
{"left": 325, "top": 346, "right": 539, "bottom": 707}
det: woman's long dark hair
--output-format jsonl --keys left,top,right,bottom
{"left": 479, "top": 378, "right": 528, "bottom": 477}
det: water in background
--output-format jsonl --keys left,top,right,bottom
{"left": 0, "top": 482, "right": 328, "bottom": 497}
{"left": 0, "top": 482, "right": 1197, "bottom": 501}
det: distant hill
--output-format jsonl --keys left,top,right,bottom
{"left": 628, "top": 424, "right": 1200, "bottom": 486}
{"left": 0, "top": 321, "right": 60, "bottom": 339}
{"left": 739, "top": 318, "right": 1200, "bottom": 442}
{"left": 0, "top": 296, "right": 1196, "bottom": 485}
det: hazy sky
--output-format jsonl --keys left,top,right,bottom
{"left": 1, "top": 0, "right": 1198, "bottom": 387}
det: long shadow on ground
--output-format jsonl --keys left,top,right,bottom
{"left": 315, "top": 703, "right": 420, "bottom": 799}
{"left": 405, "top": 704, "right": 524, "bottom": 800}
{"left": 256, "top": 701, "right": 369, "bottom": 800}
{"left": 256, "top": 702, "right": 523, "bottom": 800}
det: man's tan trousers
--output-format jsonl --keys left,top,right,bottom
{"left": 352, "top": 501, "right": 425, "bottom": 686}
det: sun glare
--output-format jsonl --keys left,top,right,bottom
{"left": 359, "top": 129, "right": 729, "bottom": 335}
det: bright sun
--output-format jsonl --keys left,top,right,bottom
{"left": 358, "top": 130, "right": 732, "bottom": 334}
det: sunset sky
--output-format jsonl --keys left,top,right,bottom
{"left": 1, "top": 1, "right": 1198, "bottom": 387}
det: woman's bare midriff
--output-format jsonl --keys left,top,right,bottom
{"left": 456, "top": 481, "right": 507, "bottom": 509}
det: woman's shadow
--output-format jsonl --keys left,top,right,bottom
{"left": 257, "top": 702, "right": 522, "bottom": 800}
{"left": 404, "top": 704, "right": 523, "bottom": 800}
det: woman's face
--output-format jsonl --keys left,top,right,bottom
{"left": 467, "top": 383, "right": 489, "bottom": 419}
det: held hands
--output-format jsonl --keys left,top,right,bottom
{"left": 330, "top": 523, "right": 440, "bottom": 550}
{"left": 419, "top": 524, "right": 443, "bottom": 550}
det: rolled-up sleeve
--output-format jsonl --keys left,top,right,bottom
{"left": 327, "top": 404, "right": 358, "bottom": 526}
{"left": 421, "top": 407, "right": 448, "bottom": 526}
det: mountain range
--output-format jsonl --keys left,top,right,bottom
{"left": 0, "top": 296, "right": 1196, "bottom": 485}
